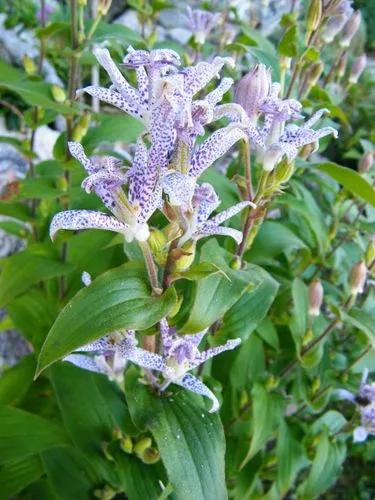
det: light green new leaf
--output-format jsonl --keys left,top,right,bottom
{"left": 181, "top": 240, "right": 256, "bottom": 333}
{"left": 290, "top": 278, "right": 308, "bottom": 349}
{"left": 125, "top": 369, "right": 226, "bottom": 500}
{"left": 0, "top": 250, "right": 74, "bottom": 306}
{"left": 278, "top": 25, "right": 298, "bottom": 57}
{"left": 0, "top": 455, "right": 43, "bottom": 500}
{"left": 37, "top": 263, "right": 177, "bottom": 375}
{"left": 0, "top": 405, "right": 68, "bottom": 465}
{"left": 314, "top": 162, "right": 375, "bottom": 207}
{"left": 298, "top": 430, "right": 346, "bottom": 498}
{"left": 343, "top": 308, "right": 375, "bottom": 346}
{"left": 241, "top": 383, "right": 285, "bottom": 468}
{"left": 172, "top": 262, "right": 225, "bottom": 282}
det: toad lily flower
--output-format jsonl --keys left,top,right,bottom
{"left": 64, "top": 319, "right": 241, "bottom": 412}
{"left": 50, "top": 141, "right": 162, "bottom": 243}
{"left": 186, "top": 6, "right": 222, "bottom": 45}
{"left": 337, "top": 368, "right": 375, "bottom": 442}
{"left": 178, "top": 182, "right": 255, "bottom": 246}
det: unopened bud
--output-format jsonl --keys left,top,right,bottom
{"left": 349, "top": 261, "right": 367, "bottom": 295}
{"left": 78, "top": 112, "right": 91, "bottom": 131}
{"left": 234, "top": 64, "right": 272, "bottom": 121}
{"left": 300, "top": 143, "right": 315, "bottom": 159}
{"left": 262, "top": 145, "right": 283, "bottom": 172}
{"left": 340, "top": 11, "right": 361, "bottom": 48}
{"left": 312, "top": 376, "right": 321, "bottom": 393}
{"left": 172, "top": 241, "right": 196, "bottom": 273}
{"left": 337, "top": 52, "right": 348, "bottom": 78}
{"left": 321, "top": 14, "right": 347, "bottom": 43}
{"left": 51, "top": 85, "right": 66, "bottom": 103}
{"left": 306, "top": 0, "right": 323, "bottom": 33}
{"left": 141, "top": 448, "right": 160, "bottom": 464}
{"left": 133, "top": 437, "right": 152, "bottom": 456}
{"left": 72, "top": 125, "right": 84, "bottom": 142}
{"left": 120, "top": 436, "right": 133, "bottom": 454}
{"left": 148, "top": 228, "right": 168, "bottom": 266}
{"left": 308, "top": 280, "right": 324, "bottom": 316}
{"left": 94, "top": 486, "right": 117, "bottom": 500}
{"left": 358, "top": 151, "right": 373, "bottom": 174}
{"left": 349, "top": 54, "right": 367, "bottom": 84}
{"left": 98, "top": 0, "right": 112, "bottom": 16}
{"left": 365, "top": 240, "right": 375, "bottom": 267}
{"left": 274, "top": 159, "right": 294, "bottom": 184}
{"left": 308, "top": 61, "right": 324, "bottom": 86}
{"left": 56, "top": 176, "right": 68, "bottom": 192}
{"left": 23, "top": 55, "right": 37, "bottom": 75}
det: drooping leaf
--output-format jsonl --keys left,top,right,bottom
{"left": 0, "top": 355, "right": 36, "bottom": 405}
{"left": 0, "top": 405, "right": 68, "bottom": 465}
{"left": 0, "top": 455, "right": 43, "bottom": 500}
{"left": 37, "top": 263, "right": 177, "bottom": 375}
{"left": 314, "top": 162, "right": 375, "bottom": 207}
{"left": 125, "top": 369, "right": 227, "bottom": 500}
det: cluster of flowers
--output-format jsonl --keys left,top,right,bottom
{"left": 338, "top": 370, "right": 375, "bottom": 442}
{"left": 50, "top": 46, "right": 336, "bottom": 409}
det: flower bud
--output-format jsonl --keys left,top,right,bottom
{"left": 72, "top": 125, "right": 85, "bottom": 142}
{"left": 306, "top": 0, "right": 323, "bottom": 34}
{"left": 321, "top": 14, "right": 347, "bottom": 43}
{"left": 133, "top": 437, "right": 152, "bottom": 456}
{"left": 349, "top": 261, "right": 367, "bottom": 295}
{"left": 358, "top": 151, "right": 373, "bottom": 174}
{"left": 172, "top": 241, "right": 196, "bottom": 273}
{"left": 56, "top": 176, "right": 69, "bottom": 192}
{"left": 337, "top": 52, "right": 348, "bottom": 79}
{"left": 51, "top": 85, "right": 66, "bottom": 103}
{"left": 98, "top": 0, "right": 112, "bottom": 16}
{"left": 141, "top": 448, "right": 160, "bottom": 464}
{"left": 274, "top": 159, "right": 294, "bottom": 184}
{"left": 340, "top": 11, "right": 361, "bottom": 48}
{"left": 308, "top": 61, "right": 324, "bottom": 86}
{"left": 234, "top": 64, "right": 271, "bottom": 120}
{"left": 120, "top": 436, "right": 133, "bottom": 454}
{"left": 312, "top": 376, "right": 321, "bottom": 394}
{"left": 262, "top": 145, "right": 283, "bottom": 172}
{"left": 365, "top": 240, "right": 375, "bottom": 267}
{"left": 23, "top": 55, "right": 37, "bottom": 75}
{"left": 308, "top": 280, "right": 324, "bottom": 316}
{"left": 349, "top": 54, "right": 367, "bottom": 84}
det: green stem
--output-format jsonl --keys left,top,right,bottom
{"left": 139, "top": 241, "right": 161, "bottom": 295}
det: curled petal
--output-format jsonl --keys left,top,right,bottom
{"left": 189, "top": 125, "right": 247, "bottom": 178}
{"left": 81, "top": 170, "right": 128, "bottom": 194}
{"left": 191, "top": 338, "right": 241, "bottom": 368}
{"left": 50, "top": 210, "right": 129, "bottom": 240}
{"left": 336, "top": 389, "right": 356, "bottom": 402}
{"left": 197, "top": 224, "right": 244, "bottom": 244}
{"left": 77, "top": 86, "right": 144, "bottom": 120}
{"left": 175, "top": 373, "right": 219, "bottom": 413}
{"left": 205, "top": 77, "right": 233, "bottom": 106}
{"left": 213, "top": 103, "right": 249, "bottom": 124}
{"left": 93, "top": 47, "right": 140, "bottom": 105}
{"left": 68, "top": 141, "right": 95, "bottom": 174}
{"left": 209, "top": 201, "right": 254, "bottom": 226}
{"left": 303, "top": 108, "right": 330, "bottom": 128}
{"left": 353, "top": 426, "right": 368, "bottom": 443}
{"left": 123, "top": 47, "right": 181, "bottom": 68}
{"left": 136, "top": 66, "right": 149, "bottom": 106}
{"left": 184, "top": 57, "right": 234, "bottom": 96}
{"left": 64, "top": 354, "right": 104, "bottom": 374}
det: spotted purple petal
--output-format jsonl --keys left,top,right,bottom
{"left": 175, "top": 373, "right": 219, "bottom": 413}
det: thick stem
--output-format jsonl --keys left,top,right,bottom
{"left": 139, "top": 241, "right": 161, "bottom": 295}
{"left": 162, "top": 237, "right": 179, "bottom": 289}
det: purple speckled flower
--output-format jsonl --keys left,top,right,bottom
{"left": 64, "top": 318, "right": 241, "bottom": 412}
{"left": 186, "top": 6, "right": 222, "bottom": 45}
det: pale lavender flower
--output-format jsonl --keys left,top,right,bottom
{"left": 349, "top": 54, "right": 367, "bottom": 84}
{"left": 337, "top": 369, "right": 375, "bottom": 442}
{"left": 321, "top": 1, "right": 354, "bottom": 43}
{"left": 64, "top": 319, "right": 241, "bottom": 412}
{"left": 186, "top": 7, "right": 222, "bottom": 45}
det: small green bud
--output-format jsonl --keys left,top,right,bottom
{"left": 141, "top": 448, "right": 160, "bottom": 464}
{"left": 112, "top": 427, "right": 123, "bottom": 440}
{"left": 172, "top": 241, "right": 196, "bottom": 273}
{"left": 51, "top": 85, "right": 66, "bottom": 103}
{"left": 307, "top": 61, "right": 324, "bottom": 86}
{"left": 72, "top": 125, "right": 84, "bottom": 142}
{"left": 148, "top": 228, "right": 168, "bottom": 266}
{"left": 365, "top": 240, "right": 375, "bottom": 267}
{"left": 94, "top": 486, "right": 117, "bottom": 500}
{"left": 23, "top": 55, "right": 37, "bottom": 75}
{"left": 302, "top": 328, "right": 314, "bottom": 345}
{"left": 98, "top": 0, "right": 112, "bottom": 16}
{"left": 230, "top": 256, "right": 242, "bottom": 270}
{"left": 274, "top": 159, "right": 294, "bottom": 184}
{"left": 78, "top": 112, "right": 91, "bottom": 131}
{"left": 311, "top": 376, "right": 321, "bottom": 394}
{"left": 306, "top": 0, "right": 322, "bottom": 34}
{"left": 56, "top": 176, "right": 69, "bottom": 192}
{"left": 133, "top": 437, "right": 152, "bottom": 456}
{"left": 265, "top": 375, "right": 279, "bottom": 391}
{"left": 120, "top": 436, "right": 133, "bottom": 454}
{"left": 101, "top": 442, "right": 114, "bottom": 461}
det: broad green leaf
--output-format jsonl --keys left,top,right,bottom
{"left": 0, "top": 60, "right": 74, "bottom": 114}
{"left": 0, "top": 250, "right": 74, "bottom": 306}
{"left": 240, "top": 383, "right": 284, "bottom": 468}
{"left": 125, "top": 370, "right": 226, "bottom": 500}
{"left": 230, "top": 335, "right": 265, "bottom": 390}
{"left": 181, "top": 240, "right": 255, "bottom": 333}
{"left": 0, "top": 201, "right": 31, "bottom": 221}
{"left": 256, "top": 318, "right": 279, "bottom": 350}
{"left": 278, "top": 25, "right": 297, "bottom": 57}
{"left": 37, "top": 263, "right": 177, "bottom": 374}
{"left": 311, "top": 411, "right": 347, "bottom": 435}
{"left": 83, "top": 114, "right": 144, "bottom": 152}
{"left": 172, "top": 262, "right": 224, "bottom": 282}
{"left": 115, "top": 454, "right": 164, "bottom": 500}
{"left": 218, "top": 264, "right": 279, "bottom": 342}
{"left": 276, "top": 421, "right": 307, "bottom": 496}
{"left": 314, "top": 162, "right": 375, "bottom": 207}
{"left": 0, "top": 455, "right": 43, "bottom": 500}
{"left": 18, "top": 177, "right": 65, "bottom": 199}
{"left": 298, "top": 430, "right": 346, "bottom": 498}
{"left": 290, "top": 278, "right": 308, "bottom": 349}
{"left": 248, "top": 221, "right": 306, "bottom": 262}
{"left": 42, "top": 447, "right": 101, "bottom": 500}
{"left": 343, "top": 308, "right": 375, "bottom": 345}
{"left": 0, "top": 355, "right": 35, "bottom": 405}
{"left": 0, "top": 405, "right": 68, "bottom": 465}
{"left": 89, "top": 21, "right": 142, "bottom": 45}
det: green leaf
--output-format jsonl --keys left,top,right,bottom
{"left": 230, "top": 335, "right": 265, "bottom": 390}
{"left": 276, "top": 421, "right": 307, "bottom": 497}
{"left": 343, "top": 308, "right": 375, "bottom": 345}
{"left": 311, "top": 411, "right": 347, "bottom": 435}
{"left": 125, "top": 370, "right": 227, "bottom": 500}
{"left": 18, "top": 177, "right": 65, "bottom": 199}
{"left": 83, "top": 114, "right": 144, "bottom": 153}
{"left": 0, "top": 60, "right": 74, "bottom": 114}
{"left": 37, "top": 263, "right": 177, "bottom": 375}
{"left": 0, "top": 405, "right": 68, "bottom": 465}
{"left": 278, "top": 25, "right": 298, "bottom": 57}
{"left": 240, "top": 383, "right": 284, "bottom": 468}
{"left": 89, "top": 21, "right": 142, "bottom": 45}
{"left": 172, "top": 262, "right": 225, "bottom": 282}
{"left": 218, "top": 264, "right": 279, "bottom": 342}
{"left": 181, "top": 240, "right": 255, "bottom": 333}
{"left": 256, "top": 318, "right": 279, "bottom": 350}
{"left": 0, "top": 355, "right": 35, "bottom": 405}
{"left": 115, "top": 454, "right": 163, "bottom": 500}
{"left": 241, "top": 383, "right": 284, "bottom": 468}
{"left": 290, "top": 278, "right": 308, "bottom": 349}
{"left": 248, "top": 221, "right": 306, "bottom": 262}
{"left": 0, "top": 455, "right": 43, "bottom": 500}
{"left": 314, "top": 162, "right": 375, "bottom": 207}
{"left": 0, "top": 250, "right": 74, "bottom": 306}
{"left": 298, "top": 430, "right": 346, "bottom": 498}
